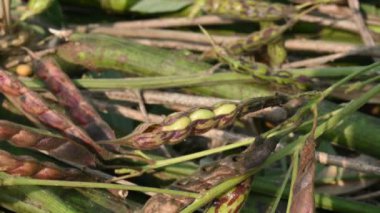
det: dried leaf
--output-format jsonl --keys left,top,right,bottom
{"left": 290, "top": 108, "right": 318, "bottom": 213}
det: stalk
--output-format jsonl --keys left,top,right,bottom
{"left": 21, "top": 72, "right": 256, "bottom": 91}
{"left": 20, "top": 68, "right": 372, "bottom": 90}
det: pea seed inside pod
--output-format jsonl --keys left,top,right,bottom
{"left": 161, "top": 115, "right": 192, "bottom": 144}
{"left": 189, "top": 108, "right": 217, "bottom": 134}
{"left": 162, "top": 116, "right": 191, "bottom": 131}
{"left": 16, "top": 64, "right": 33, "bottom": 77}
{"left": 213, "top": 103, "right": 237, "bottom": 116}
{"left": 213, "top": 103, "right": 239, "bottom": 128}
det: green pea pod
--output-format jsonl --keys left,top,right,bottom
{"left": 57, "top": 33, "right": 273, "bottom": 99}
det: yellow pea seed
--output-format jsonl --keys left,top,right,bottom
{"left": 213, "top": 103, "right": 237, "bottom": 116}
{"left": 189, "top": 109, "right": 214, "bottom": 121}
{"left": 16, "top": 64, "right": 33, "bottom": 76}
{"left": 162, "top": 116, "right": 191, "bottom": 131}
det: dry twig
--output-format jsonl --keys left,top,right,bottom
{"left": 316, "top": 151, "right": 380, "bottom": 175}
{"left": 112, "top": 15, "right": 234, "bottom": 29}
{"left": 90, "top": 28, "right": 240, "bottom": 45}
{"left": 282, "top": 46, "right": 380, "bottom": 68}
{"left": 347, "top": 0, "right": 375, "bottom": 46}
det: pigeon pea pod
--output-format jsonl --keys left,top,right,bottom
{"left": 225, "top": 19, "right": 295, "bottom": 56}
{"left": 34, "top": 57, "right": 116, "bottom": 141}
{"left": 160, "top": 113, "right": 193, "bottom": 144}
{"left": 189, "top": 108, "right": 217, "bottom": 133}
{"left": 212, "top": 103, "right": 239, "bottom": 128}
{"left": 0, "top": 120, "right": 97, "bottom": 166}
{"left": 104, "top": 95, "right": 288, "bottom": 150}
{"left": 0, "top": 150, "right": 80, "bottom": 180}
{"left": 203, "top": 0, "right": 294, "bottom": 22}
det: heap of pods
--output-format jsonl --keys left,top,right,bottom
{"left": 108, "top": 95, "right": 289, "bottom": 150}
{"left": 0, "top": 65, "right": 115, "bottom": 160}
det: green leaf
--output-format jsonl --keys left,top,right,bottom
{"left": 21, "top": 0, "right": 53, "bottom": 20}
{"left": 130, "top": 0, "right": 193, "bottom": 13}
{"left": 21, "top": 0, "right": 64, "bottom": 27}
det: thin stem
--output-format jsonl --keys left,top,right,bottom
{"left": 143, "top": 138, "right": 255, "bottom": 170}
{"left": 111, "top": 15, "right": 234, "bottom": 29}
{"left": 319, "top": 62, "right": 380, "bottom": 100}
{"left": 317, "top": 83, "right": 380, "bottom": 138}
{"left": 316, "top": 151, "right": 380, "bottom": 174}
{"left": 20, "top": 66, "right": 378, "bottom": 92}
{"left": 267, "top": 163, "right": 293, "bottom": 213}
{"left": 21, "top": 72, "right": 253, "bottom": 90}
{"left": 0, "top": 173, "right": 199, "bottom": 198}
